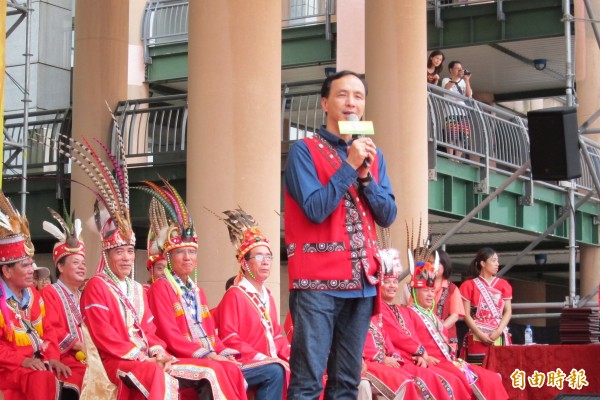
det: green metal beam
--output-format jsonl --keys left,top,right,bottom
{"left": 282, "top": 24, "right": 336, "bottom": 67}
{"left": 146, "top": 0, "right": 564, "bottom": 82}
{"left": 147, "top": 43, "right": 189, "bottom": 83}
{"left": 146, "top": 24, "right": 338, "bottom": 82}
{"left": 11, "top": 154, "right": 598, "bottom": 251}
{"left": 430, "top": 161, "right": 600, "bottom": 246}
{"left": 428, "top": 0, "right": 564, "bottom": 49}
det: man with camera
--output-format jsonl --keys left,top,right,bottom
{"left": 442, "top": 60, "right": 472, "bottom": 99}
{"left": 442, "top": 61, "right": 473, "bottom": 159}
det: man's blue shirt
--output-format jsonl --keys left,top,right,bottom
{"left": 283, "top": 126, "right": 398, "bottom": 298}
{"left": 1, "top": 277, "right": 31, "bottom": 308}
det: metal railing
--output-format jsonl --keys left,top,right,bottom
{"left": 141, "top": 0, "right": 336, "bottom": 64}
{"left": 2, "top": 108, "right": 71, "bottom": 176}
{"left": 282, "top": 0, "right": 335, "bottom": 31}
{"left": 6, "top": 85, "right": 600, "bottom": 203}
{"left": 282, "top": 82, "right": 600, "bottom": 199}
{"left": 141, "top": 0, "right": 189, "bottom": 64}
{"left": 281, "top": 81, "right": 326, "bottom": 154}
{"left": 427, "top": 84, "right": 531, "bottom": 169}
{"left": 111, "top": 94, "right": 188, "bottom": 167}
{"left": 427, "top": 0, "right": 510, "bottom": 29}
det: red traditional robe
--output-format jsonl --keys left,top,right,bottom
{"left": 405, "top": 304, "right": 509, "bottom": 400}
{"left": 81, "top": 274, "right": 239, "bottom": 400}
{"left": 0, "top": 285, "right": 60, "bottom": 400}
{"left": 363, "top": 316, "right": 451, "bottom": 400}
{"left": 460, "top": 277, "right": 512, "bottom": 359}
{"left": 382, "top": 303, "right": 473, "bottom": 399}
{"left": 214, "top": 280, "right": 290, "bottom": 397}
{"left": 147, "top": 278, "right": 247, "bottom": 399}
{"left": 40, "top": 282, "right": 87, "bottom": 394}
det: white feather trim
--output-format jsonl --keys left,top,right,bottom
{"left": 0, "top": 211, "right": 12, "bottom": 232}
{"left": 74, "top": 219, "right": 82, "bottom": 239}
{"left": 43, "top": 221, "right": 66, "bottom": 241}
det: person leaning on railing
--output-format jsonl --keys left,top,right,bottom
{"left": 427, "top": 50, "right": 445, "bottom": 85}
{"left": 441, "top": 60, "right": 473, "bottom": 160}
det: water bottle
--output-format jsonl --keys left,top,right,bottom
{"left": 524, "top": 324, "right": 533, "bottom": 345}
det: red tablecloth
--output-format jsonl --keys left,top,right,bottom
{"left": 483, "top": 344, "right": 600, "bottom": 399}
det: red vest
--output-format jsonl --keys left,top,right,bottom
{"left": 285, "top": 136, "right": 381, "bottom": 290}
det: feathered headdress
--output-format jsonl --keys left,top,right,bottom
{"left": 0, "top": 191, "right": 34, "bottom": 265}
{"left": 209, "top": 207, "right": 270, "bottom": 263}
{"left": 43, "top": 206, "right": 85, "bottom": 265}
{"left": 135, "top": 178, "right": 197, "bottom": 255}
{"left": 406, "top": 220, "right": 439, "bottom": 288}
{"left": 31, "top": 110, "right": 135, "bottom": 274}
{"left": 147, "top": 230, "right": 165, "bottom": 270}
{"left": 377, "top": 226, "right": 404, "bottom": 279}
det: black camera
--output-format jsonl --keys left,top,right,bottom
{"left": 463, "top": 69, "right": 471, "bottom": 76}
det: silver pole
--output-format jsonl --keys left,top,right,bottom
{"left": 511, "top": 302, "right": 567, "bottom": 309}
{"left": 564, "top": 0, "right": 578, "bottom": 307}
{"left": 509, "top": 313, "right": 562, "bottom": 320}
{"left": 564, "top": 0, "right": 574, "bottom": 107}
{"left": 568, "top": 184, "right": 578, "bottom": 307}
{"left": 20, "top": 0, "right": 32, "bottom": 213}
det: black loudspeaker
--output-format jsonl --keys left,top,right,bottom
{"left": 527, "top": 107, "right": 581, "bottom": 181}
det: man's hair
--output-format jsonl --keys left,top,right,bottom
{"left": 225, "top": 276, "right": 236, "bottom": 290}
{"left": 56, "top": 257, "right": 66, "bottom": 279}
{"left": 0, "top": 262, "right": 17, "bottom": 279}
{"left": 448, "top": 61, "right": 462, "bottom": 71}
{"left": 320, "top": 70, "right": 368, "bottom": 99}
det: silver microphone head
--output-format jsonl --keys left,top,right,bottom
{"left": 346, "top": 114, "right": 360, "bottom": 122}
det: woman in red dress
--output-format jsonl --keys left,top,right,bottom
{"left": 460, "top": 247, "right": 512, "bottom": 364}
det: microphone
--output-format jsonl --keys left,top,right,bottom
{"left": 347, "top": 114, "right": 371, "bottom": 167}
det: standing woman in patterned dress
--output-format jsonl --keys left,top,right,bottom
{"left": 460, "top": 247, "right": 512, "bottom": 364}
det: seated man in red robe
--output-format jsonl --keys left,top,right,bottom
{"left": 0, "top": 194, "right": 72, "bottom": 400}
{"left": 69, "top": 133, "right": 247, "bottom": 400}
{"left": 40, "top": 208, "right": 88, "bottom": 397}
{"left": 213, "top": 208, "right": 289, "bottom": 399}
{"left": 141, "top": 184, "right": 247, "bottom": 399}
{"left": 403, "top": 246, "right": 509, "bottom": 400}
{"left": 378, "top": 247, "right": 472, "bottom": 399}
{"left": 363, "top": 246, "right": 470, "bottom": 400}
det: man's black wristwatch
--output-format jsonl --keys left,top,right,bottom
{"left": 357, "top": 172, "right": 373, "bottom": 185}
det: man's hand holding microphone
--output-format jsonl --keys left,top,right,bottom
{"left": 343, "top": 114, "right": 376, "bottom": 183}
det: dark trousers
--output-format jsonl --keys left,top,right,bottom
{"left": 287, "top": 290, "right": 374, "bottom": 400}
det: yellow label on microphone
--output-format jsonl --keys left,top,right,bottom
{"left": 338, "top": 120, "right": 375, "bottom": 135}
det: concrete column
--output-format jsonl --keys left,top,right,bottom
{"left": 365, "top": 2, "right": 428, "bottom": 269}
{"left": 336, "top": 0, "right": 365, "bottom": 73}
{"left": 579, "top": 249, "right": 600, "bottom": 304}
{"left": 71, "top": 0, "right": 129, "bottom": 273}
{"left": 187, "top": 1, "right": 282, "bottom": 308}
{"left": 575, "top": 0, "right": 600, "bottom": 135}
{"left": 575, "top": 0, "right": 600, "bottom": 305}
{"left": 128, "top": 0, "right": 149, "bottom": 100}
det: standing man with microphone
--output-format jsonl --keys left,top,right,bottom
{"left": 284, "top": 70, "right": 397, "bottom": 399}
